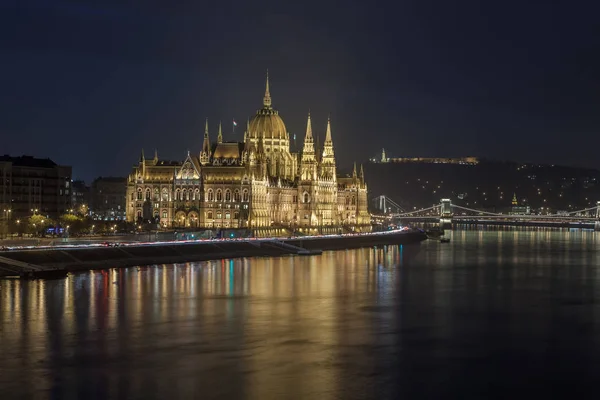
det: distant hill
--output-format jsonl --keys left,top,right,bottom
{"left": 363, "top": 160, "right": 600, "bottom": 213}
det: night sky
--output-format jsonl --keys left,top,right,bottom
{"left": 1, "top": 1, "right": 599, "bottom": 182}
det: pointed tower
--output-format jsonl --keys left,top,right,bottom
{"left": 200, "top": 118, "right": 211, "bottom": 165}
{"left": 244, "top": 118, "right": 250, "bottom": 142}
{"left": 352, "top": 162, "right": 357, "bottom": 179}
{"left": 359, "top": 164, "right": 365, "bottom": 181}
{"left": 217, "top": 121, "right": 223, "bottom": 143}
{"left": 320, "top": 116, "right": 336, "bottom": 180}
{"left": 154, "top": 149, "right": 159, "bottom": 164}
{"left": 300, "top": 112, "right": 317, "bottom": 181}
{"left": 263, "top": 69, "right": 272, "bottom": 109}
{"left": 140, "top": 148, "right": 146, "bottom": 177}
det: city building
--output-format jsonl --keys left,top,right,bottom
{"left": 71, "top": 179, "right": 90, "bottom": 215}
{"left": 0, "top": 155, "right": 72, "bottom": 220}
{"left": 126, "top": 74, "right": 370, "bottom": 231}
{"left": 372, "top": 149, "right": 479, "bottom": 165}
{"left": 510, "top": 193, "right": 530, "bottom": 215}
{"left": 91, "top": 177, "right": 127, "bottom": 221}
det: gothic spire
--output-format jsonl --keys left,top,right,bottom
{"left": 263, "top": 69, "right": 272, "bottom": 108}
{"left": 200, "top": 118, "right": 211, "bottom": 165}
{"left": 217, "top": 121, "right": 223, "bottom": 143}
{"left": 302, "top": 111, "right": 315, "bottom": 155}
{"left": 352, "top": 162, "right": 357, "bottom": 178}
{"left": 322, "top": 115, "right": 335, "bottom": 160}
{"left": 360, "top": 164, "right": 364, "bottom": 179}
{"left": 325, "top": 115, "right": 332, "bottom": 143}
{"left": 154, "top": 149, "right": 158, "bottom": 161}
{"left": 140, "top": 148, "right": 145, "bottom": 162}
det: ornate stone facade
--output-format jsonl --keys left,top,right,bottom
{"left": 126, "top": 74, "right": 370, "bottom": 231}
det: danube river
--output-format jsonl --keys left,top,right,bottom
{"left": 2, "top": 229, "right": 600, "bottom": 399}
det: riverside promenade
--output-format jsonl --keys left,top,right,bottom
{"left": 0, "top": 229, "right": 427, "bottom": 278}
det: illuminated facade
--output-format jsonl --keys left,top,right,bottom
{"left": 125, "top": 74, "right": 370, "bottom": 230}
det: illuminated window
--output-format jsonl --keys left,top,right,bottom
{"left": 162, "top": 211, "right": 167, "bottom": 219}
{"left": 207, "top": 190, "right": 214, "bottom": 202}
{"left": 225, "top": 212, "right": 230, "bottom": 219}
{"left": 217, "top": 211, "right": 222, "bottom": 219}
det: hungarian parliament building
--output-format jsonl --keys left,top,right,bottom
{"left": 126, "top": 74, "right": 370, "bottom": 231}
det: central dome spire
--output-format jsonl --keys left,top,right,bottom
{"left": 263, "top": 69, "right": 272, "bottom": 108}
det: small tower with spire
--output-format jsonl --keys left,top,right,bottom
{"left": 217, "top": 121, "right": 223, "bottom": 144}
{"left": 300, "top": 112, "right": 317, "bottom": 181}
{"left": 200, "top": 118, "right": 211, "bottom": 165}
{"left": 320, "top": 116, "right": 336, "bottom": 180}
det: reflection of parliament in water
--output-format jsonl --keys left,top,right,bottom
{"left": 126, "top": 73, "right": 370, "bottom": 230}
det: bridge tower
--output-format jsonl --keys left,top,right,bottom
{"left": 440, "top": 198, "right": 453, "bottom": 228}
{"left": 595, "top": 201, "right": 600, "bottom": 231}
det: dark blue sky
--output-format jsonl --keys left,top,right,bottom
{"left": 1, "top": 0, "right": 599, "bottom": 181}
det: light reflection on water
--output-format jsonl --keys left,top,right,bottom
{"left": 2, "top": 230, "right": 600, "bottom": 399}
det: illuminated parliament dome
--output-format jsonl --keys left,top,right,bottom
{"left": 247, "top": 72, "right": 289, "bottom": 141}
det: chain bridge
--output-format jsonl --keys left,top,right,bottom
{"left": 372, "top": 195, "right": 600, "bottom": 230}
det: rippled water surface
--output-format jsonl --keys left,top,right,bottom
{"left": 3, "top": 230, "right": 600, "bottom": 399}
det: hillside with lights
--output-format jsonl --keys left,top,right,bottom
{"left": 365, "top": 158, "right": 600, "bottom": 214}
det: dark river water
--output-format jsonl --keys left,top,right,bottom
{"left": 2, "top": 229, "right": 600, "bottom": 399}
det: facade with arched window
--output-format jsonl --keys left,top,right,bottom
{"left": 126, "top": 74, "right": 369, "bottom": 231}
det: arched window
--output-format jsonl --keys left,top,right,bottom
{"left": 185, "top": 190, "right": 190, "bottom": 201}
{"left": 351, "top": 196, "right": 356, "bottom": 206}
{"left": 225, "top": 190, "right": 231, "bottom": 202}
{"left": 234, "top": 190, "right": 240, "bottom": 202}
{"left": 225, "top": 212, "right": 230, "bottom": 219}
{"left": 176, "top": 189, "right": 181, "bottom": 201}
{"left": 234, "top": 211, "right": 239, "bottom": 219}
{"left": 136, "top": 210, "right": 142, "bottom": 219}
{"left": 153, "top": 188, "right": 159, "bottom": 200}
{"left": 162, "top": 210, "right": 167, "bottom": 219}
{"left": 162, "top": 188, "right": 169, "bottom": 201}
{"left": 303, "top": 193, "right": 310, "bottom": 203}
{"left": 207, "top": 211, "right": 213, "bottom": 219}
{"left": 131, "top": 192, "right": 134, "bottom": 201}
{"left": 137, "top": 189, "right": 142, "bottom": 200}
{"left": 207, "top": 189, "right": 214, "bottom": 202}
{"left": 145, "top": 188, "right": 151, "bottom": 200}
{"left": 242, "top": 189, "right": 249, "bottom": 202}
{"left": 194, "top": 188, "right": 199, "bottom": 200}
{"left": 216, "top": 190, "right": 222, "bottom": 202}
{"left": 217, "top": 211, "right": 222, "bottom": 219}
